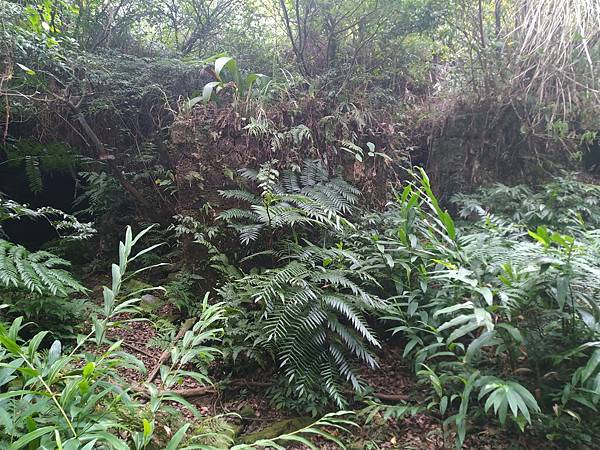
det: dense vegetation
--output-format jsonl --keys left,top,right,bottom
{"left": 1, "top": 0, "right": 600, "bottom": 448}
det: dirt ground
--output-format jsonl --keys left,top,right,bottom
{"left": 102, "top": 303, "right": 554, "bottom": 450}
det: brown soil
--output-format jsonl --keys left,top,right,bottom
{"left": 99, "top": 312, "right": 554, "bottom": 449}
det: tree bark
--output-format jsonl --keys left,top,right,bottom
{"left": 279, "top": 0, "right": 311, "bottom": 76}
{"left": 494, "top": 0, "right": 502, "bottom": 38}
{"left": 62, "top": 99, "right": 152, "bottom": 211}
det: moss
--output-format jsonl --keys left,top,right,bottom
{"left": 239, "top": 404, "right": 257, "bottom": 419}
{"left": 121, "top": 279, "right": 165, "bottom": 312}
{"left": 187, "top": 416, "right": 241, "bottom": 448}
{"left": 238, "top": 417, "right": 313, "bottom": 444}
{"left": 123, "top": 278, "right": 153, "bottom": 294}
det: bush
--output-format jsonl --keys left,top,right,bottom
{"left": 353, "top": 170, "right": 600, "bottom": 446}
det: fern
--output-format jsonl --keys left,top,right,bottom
{"left": 2, "top": 139, "right": 79, "bottom": 194}
{"left": 231, "top": 411, "right": 357, "bottom": 449}
{"left": 221, "top": 242, "right": 384, "bottom": 407}
{"left": 453, "top": 174, "right": 600, "bottom": 231}
{"left": 219, "top": 189, "right": 261, "bottom": 205}
{"left": 0, "top": 196, "right": 95, "bottom": 240}
{"left": 75, "top": 171, "right": 130, "bottom": 216}
{"left": 0, "top": 240, "right": 85, "bottom": 296}
{"left": 219, "top": 159, "right": 358, "bottom": 244}
{"left": 267, "top": 125, "right": 313, "bottom": 152}
{"left": 24, "top": 156, "right": 43, "bottom": 194}
{"left": 288, "top": 124, "right": 313, "bottom": 146}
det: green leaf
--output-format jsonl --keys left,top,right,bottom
{"left": 185, "top": 96, "right": 204, "bottom": 111}
{"left": 496, "top": 323, "right": 523, "bottom": 343}
{"left": 28, "top": 331, "right": 48, "bottom": 358}
{"left": 477, "top": 287, "right": 493, "bottom": 306}
{"left": 214, "top": 56, "right": 235, "bottom": 79}
{"left": 55, "top": 430, "right": 63, "bottom": 450}
{"left": 0, "top": 389, "right": 46, "bottom": 399}
{"left": 528, "top": 228, "right": 549, "bottom": 247}
{"left": 48, "top": 340, "right": 62, "bottom": 365}
{"left": 465, "top": 330, "right": 497, "bottom": 363}
{"left": 438, "top": 314, "right": 473, "bottom": 332}
{"left": 440, "top": 395, "right": 448, "bottom": 414}
{"left": 441, "top": 211, "right": 456, "bottom": 240}
{"left": 580, "top": 349, "right": 600, "bottom": 384}
{"left": 556, "top": 276, "right": 568, "bottom": 310}
{"left": 448, "top": 322, "right": 480, "bottom": 343}
{"left": 11, "top": 426, "right": 54, "bottom": 449}
{"left": 164, "top": 424, "right": 190, "bottom": 450}
{"left": 143, "top": 418, "right": 153, "bottom": 438}
{"left": 82, "top": 362, "right": 95, "bottom": 378}
{"left": 0, "top": 332, "right": 22, "bottom": 355}
{"left": 111, "top": 263, "right": 121, "bottom": 293}
{"left": 16, "top": 63, "right": 36, "bottom": 75}
{"left": 275, "top": 434, "right": 317, "bottom": 449}
{"left": 433, "top": 302, "right": 473, "bottom": 318}
{"left": 86, "top": 431, "right": 129, "bottom": 450}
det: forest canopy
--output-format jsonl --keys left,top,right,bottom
{"left": 1, "top": 0, "right": 600, "bottom": 449}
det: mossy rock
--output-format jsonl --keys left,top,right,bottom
{"left": 227, "top": 423, "right": 244, "bottom": 440}
{"left": 187, "top": 415, "right": 242, "bottom": 448}
{"left": 123, "top": 278, "right": 153, "bottom": 294}
{"left": 122, "top": 279, "right": 165, "bottom": 311}
{"left": 239, "top": 404, "right": 257, "bottom": 419}
{"left": 140, "top": 294, "right": 164, "bottom": 312}
{"left": 238, "top": 417, "right": 313, "bottom": 444}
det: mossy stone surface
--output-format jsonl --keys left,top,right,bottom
{"left": 238, "top": 417, "right": 313, "bottom": 444}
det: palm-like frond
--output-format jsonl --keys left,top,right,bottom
{"left": 218, "top": 160, "right": 358, "bottom": 243}
{"left": 221, "top": 241, "right": 383, "bottom": 406}
{"left": 218, "top": 189, "right": 261, "bottom": 205}
{"left": 0, "top": 240, "right": 86, "bottom": 296}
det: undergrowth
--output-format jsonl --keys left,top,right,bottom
{"left": 2, "top": 167, "right": 600, "bottom": 448}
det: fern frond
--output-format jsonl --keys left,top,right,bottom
{"left": 299, "top": 159, "right": 329, "bottom": 187}
{"left": 238, "top": 168, "right": 259, "bottom": 181}
{"left": 217, "top": 208, "right": 260, "bottom": 222}
{"left": 24, "top": 156, "right": 43, "bottom": 194}
{"left": 0, "top": 240, "right": 85, "bottom": 296}
{"left": 327, "top": 315, "right": 378, "bottom": 367}
{"left": 237, "top": 224, "right": 264, "bottom": 245}
{"left": 218, "top": 189, "right": 261, "bottom": 205}
{"left": 280, "top": 169, "right": 302, "bottom": 193}
{"left": 219, "top": 159, "right": 358, "bottom": 244}
{"left": 224, "top": 254, "right": 381, "bottom": 405}
{"left": 322, "top": 294, "right": 380, "bottom": 348}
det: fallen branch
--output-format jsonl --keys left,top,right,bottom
{"left": 132, "top": 380, "right": 271, "bottom": 398}
{"left": 146, "top": 318, "right": 195, "bottom": 383}
{"left": 121, "top": 342, "right": 156, "bottom": 359}
{"left": 134, "top": 380, "right": 408, "bottom": 403}
{"left": 370, "top": 392, "right": 409, "bottom": 402}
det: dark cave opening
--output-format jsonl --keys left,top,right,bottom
{"left": 0, "top": 166, "right": 80, "bottom": 250}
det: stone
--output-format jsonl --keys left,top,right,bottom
{"left": 238, "top": 417, "right": 313, "bottom": 444}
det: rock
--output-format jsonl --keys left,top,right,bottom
{"left": 227, "top": 423, "right": 243, "bottom": 439}
{"left": 141, "top": 293, "right": 160, "bottom": 304}
{"left": 239, "top": 404, "right": 256, "bottom": 419}
{"left": 238, "top": 417, "right": 313, "bottom": 444}
{"left": 123, "top": 279, "right": 152, "bottom": 293}
{"left": 141, "top": 293, "right": 163, "bottom": 310}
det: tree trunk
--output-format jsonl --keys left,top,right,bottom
{"left": 64, "top": 101, "right": 152, "bottom": 211}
